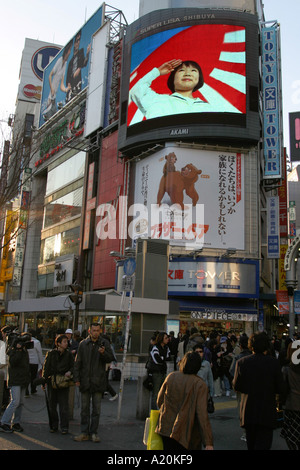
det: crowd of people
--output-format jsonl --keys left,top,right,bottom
{"left": 145, "top": 328, "right": 300, "bottom": 450}
{"left": 0, "top": 322, "right": 300, "bottom": 450}
{"left": 0, "top": 323, "right": 117, "bottom": 443}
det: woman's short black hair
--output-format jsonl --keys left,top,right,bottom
{"left": 167, "top": 60, "right": 204, "bottom": 93}
{"left": 179, "top": 351, "right": 202, "bottom": 375}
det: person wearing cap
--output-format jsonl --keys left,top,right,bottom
{"left": 65, "top": 329, "right": 79, "bottom": 357}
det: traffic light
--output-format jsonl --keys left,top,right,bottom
{"left": 69, "top": 283, "right": 83, "bottom": 305}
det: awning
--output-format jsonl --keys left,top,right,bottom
{"left": 174, "top": 297, "right": 258, "bottom": 322}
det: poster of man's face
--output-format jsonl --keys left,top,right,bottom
{"left": 127, "top": 24, "right": 247, "bottom": 127}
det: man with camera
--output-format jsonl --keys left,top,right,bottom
{"left": 0, "top": 332, "right": 31, "bottom": 433}
{"left": 73, "top": 323, "right": 114, "bottom": 443}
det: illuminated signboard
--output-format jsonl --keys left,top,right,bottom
{"left": 262, "top": 23, "right": 282, "bottom": 179}
{"left": 118, "top": 9, "right": 260, "bottom": 153}
{"left": 39, "top": 4, "right": 104, "bottom": 127}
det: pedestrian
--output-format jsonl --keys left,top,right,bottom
{"left": 231, "top": 334, "right": 252, "bottom": 441}
{"left": 42, "top": 334, "right": 74, "bottom": 434}
{"left": 193, "top": 343, "right": 214, "bottom": 397}
{"left": 102, "top": 334, "right": 118, "bottom": 402}
{"left": 233, "top": 331, "right": 286, "bottom": 450}
{"left": 280, "top": 341, "right": 300, "bottom": 450}
{"left": 73, "top": 323, "right": 114, "bottom": 442}
{"left": 156, "top": 351, "right": 214, "bottom": 450}
{"left": 218, "top": 336, "right": 233, "bottom": 396}
{"left": 186, "top": 327, "right": 204, "bottom": 352}
{"left": 168, "top": 331, "right": 179, "bottom": 370}
{"left": 0, "top": 326, "right": 11, "bottom": 412}
{"left": 25, "top": 330, "right": 43, "bottom": 396}
{"left": 146, "top": 331, "right": 170, "bottom": 410}
{"left": 0, "top": 332, "right": 31, "bottom": 433}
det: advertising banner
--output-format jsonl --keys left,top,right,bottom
{"left": 39, "top": 4, "right": 104, "bottom": 127}
{"left": 289, "top": 112, "right": 300, "bottom": 162}
{"left": 267, "top": 196, "right": 280, "bottom": 258}
{"left": 18, "top": 39, "right": 61, "bottom": 103}
{"left": 133, "top": 147, "right": 244, "bottom": 250}
{"left": 262, "top": 24, "right": 282, "bottom": 179}
{"left": 276, "top": 290, "right": 289, "bottom": 315}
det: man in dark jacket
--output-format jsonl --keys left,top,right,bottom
{"left": 234, "top": 332, "right": 286, "bottom": 450}
{"left": 73, "top": 323, "right": 114, "bottom": 442}
{"left": 0, "top": 333, "right": 31, "bottom": 433}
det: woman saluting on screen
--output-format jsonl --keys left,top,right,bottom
{"left": 129, "top": 59, "right": 207, "bottom": 121}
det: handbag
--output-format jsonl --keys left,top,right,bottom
{"left": 207, "top": 395, "right": 215, "bottom": 414}
{"left": 144, "top": 409, "right": 164, "bottom": 450}
{"left": 51, "top": 374, "right": 73, "bottom": 389}
{"left": 143, "top": 372, "right": 153, "bottom": 391}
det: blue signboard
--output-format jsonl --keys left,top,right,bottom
{"left": 267, "top": 196, "right": 280, "bottom": 258}
{"left": 262, "top": 24, "right": 281, "bottom": 179}
{"left": 294, "top": 290, "right": 300, "bottom": 314}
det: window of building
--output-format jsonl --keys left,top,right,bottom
{"left": 43, "top": 187, "right": 83, "bottom": 229}
{"left": 40, "top": 226, "right": 80, "bottom": 264}
{"left": 46, "top": 151, "right": 85, "bottom": 196}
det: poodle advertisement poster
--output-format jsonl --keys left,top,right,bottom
{"left": 133, "top": 147, "right": 245, "bottom": 250}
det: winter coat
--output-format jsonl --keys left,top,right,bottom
{"left": 197, "top": 360, "right": 214, "bottom": 397}
{"left": 73, "top": 336, "right": 114, "bottom": 393}
{"left": 6, "top": 347, "right": 30, "bottom": 388}
{"left": 234, "top": 353, "right": 286, "bottom": 429}
{"left": 156, "top": 371, "right": 213, "bottom": 449}
{"left": 147, "top": 343, "right": 170, "bottom": 374}
{"left": 42, "top": 348, "right": 74, "bottom": 383}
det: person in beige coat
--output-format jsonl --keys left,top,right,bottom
{"left": 156, "top": 351, "right": 214, "bottom": 450}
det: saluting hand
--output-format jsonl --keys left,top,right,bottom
{"left": 158, "top": 59, "right": 182, "bottom": 76}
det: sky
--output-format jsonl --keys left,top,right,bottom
{"left": 0, "top": 0, "right": 299, "bottom": 157}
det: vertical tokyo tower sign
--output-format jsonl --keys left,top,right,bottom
{"left": 262, "top": 23, "right": 282, "bottom": 179}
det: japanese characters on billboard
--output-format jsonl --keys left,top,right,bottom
{"left": 39, "top": 4, "right": 104, "bottom": 127}
{"left": 118, "top": 9, "right": 260, "bottom": 152}
{"left": 133, "top": 146, "right": 245, "bottom": 250}
{"left": 262, "top": 24, "right": 282, "bottom": 179}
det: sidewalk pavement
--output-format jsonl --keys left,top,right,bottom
{"left": 0, "top": 381, "right": 288, "bottom": 451}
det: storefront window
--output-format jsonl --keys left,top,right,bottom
{"left": 43, "top": 187, "right": 83, "bottom": 229}
{"left": 46, "top": 152, "right": 85, "bottom": 196}
{"left": 40, "top": 226, "right": 80, "bottom": 264}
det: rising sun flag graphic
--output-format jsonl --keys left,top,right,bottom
{"left": 127, "top": 24, "right": 246, "bottom": 126}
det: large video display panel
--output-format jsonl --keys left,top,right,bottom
{"left": 118, "top": 9, "right": 260, "bottom": 153}
{"left": 133, "top": 146, "right": 245, "bottom": 250}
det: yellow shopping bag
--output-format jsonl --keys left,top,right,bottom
{"left": 145, "top": 409, "right": 164, "bottom": 450}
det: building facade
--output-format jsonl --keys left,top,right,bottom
{"left": 1, "top": 0, "right": 290, "bottom": 362}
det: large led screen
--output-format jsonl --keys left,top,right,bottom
{"left": 118, "top": 9, "right": 260, "bottom": 153}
